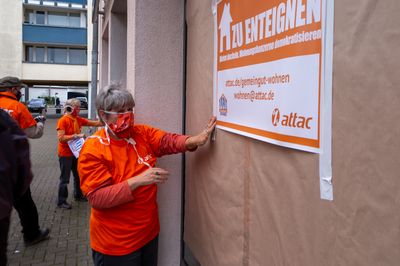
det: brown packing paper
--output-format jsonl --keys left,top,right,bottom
{"left": 184, "top": 0, "right": 400, "bottom": 265}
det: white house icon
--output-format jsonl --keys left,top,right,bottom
{"left": 219, "top": 3, "right": 233, "bottom": 52}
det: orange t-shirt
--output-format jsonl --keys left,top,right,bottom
{"left": 78, "top": 125, "right": 166, "bottom": 255}
{"left": 0, "top": 91, "right": 36, "bottom": 129}
{"left": 57, "top": 115, "right": 89, "bottom": 157}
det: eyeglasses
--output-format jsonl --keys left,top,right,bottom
{"left": 103, "top": 110, "right": 134, "bottom": 115}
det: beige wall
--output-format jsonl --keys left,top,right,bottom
{"left": 0, "top": 0, "right": 22, "bottom": 77}
{"left": 184, "top": 0, "right": 400, "bottom": 265}
{"left": 22, "top": 63, "right": 89, "bottom": 82}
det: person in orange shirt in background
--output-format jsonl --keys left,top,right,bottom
{"left": 56, "top": 98, "right": 102, "bottom": 209}
{"left": 0, "top": 76, "right": 49, "bottom": 246}
{"left": 78, "top": 84, "right": 216, "bottom": 266}
{"left": 0, "top": 76, "right": 44, "bottom": 138}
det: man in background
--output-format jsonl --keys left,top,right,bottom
{"left": 0, "top": 109, "right": 33, "bottom": 265}
{"left": 0, "top": 76, "right": 50, "bottom": 246}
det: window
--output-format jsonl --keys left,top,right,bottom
{"left": 48, "top": 11, "right": 68, "bottom": 27}
{"left": 36, "top": 11, "right": 45, "bottom": 25}
{"left": 25, "top": 46, "right": 34, "bottom": 62}
{"left": 25, "top": 46, "right": 86, "bottom": 65}
{"left": 24, "top": 9, "right": 34, "bottom": 24}
{"left": 80, "top": 12, "right": 87, "bottom": 28}
{"left": 48, "top": 47, "right": 67, "bottom": 64}
{"left": 23, "top": 9, "right": 86, "bottom": 28}
{"left": 69, "top": 48, "right": 87, "bottom": 64}
{"left": 69, "top": 13, "right": 81, "bottom": 27}
{"left": 36, "top": 47, "right": 45, "bottom": 62}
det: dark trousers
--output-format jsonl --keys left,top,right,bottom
{"left": 92, "top": 236, "right": 158, "bottom": 266}
{"left": 58, "top": 156, "right": 83, "bottom": 205}
{"left": 0, "top": 215, "right": 10, "bottom": 266}
{"left": 13, "top": 188, "right": 40, "bottom": 240}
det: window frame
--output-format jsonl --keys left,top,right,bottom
{"left": 35, "top": 10, "right": 46, "bottom": 25}
{"left": 23, "top": 9, "right": 87, "bottom": 28}
{"left": 68, "top": 48, "right": 87, "bottom": 65}
{"left": 24, "top": 45, "right": 87, "bottom": 65}
{"left": 47, "top": 46, "right": 68, "bottom": 64}
{"left": 47, "top": 11, "right": 69, "bottom": 27}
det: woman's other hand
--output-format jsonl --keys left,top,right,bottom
{"left": 127, "top": 167, "right": 169, "bottom": 190}
{"left": 185, "top": 116, "right": 217, "bottom": 150}
{"left": 97, "top": 119, "right": 105, "bottom": 126}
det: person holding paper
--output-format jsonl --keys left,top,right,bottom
{"left": 56, "top": 98, "right": 102, "bottom": 209}
{"left": 78, "top": 83, "right": 216, "bottom": 266}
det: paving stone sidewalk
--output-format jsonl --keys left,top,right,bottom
{"left": 7, "top": 118, "right": 93, "bottom": 266}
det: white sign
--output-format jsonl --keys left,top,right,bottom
{"left": 213, "top": 0, "right": 329, "bottom": 153}
{"left": 68, "top": 138, "right": 85, "bottom": 158}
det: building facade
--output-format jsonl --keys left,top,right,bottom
{"left": 0, "top": 0, "right": 92, "bottom": 109}
{"left": 93, "top": 1, "right": 400, "bottom": 266}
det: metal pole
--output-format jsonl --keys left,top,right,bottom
{"left": 90, "top": 8, "right": 99, "bottom": 120}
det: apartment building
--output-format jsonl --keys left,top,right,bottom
{"left": 0, "top": 0, "right": 92, "bottom": 108}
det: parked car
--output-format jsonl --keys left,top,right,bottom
{"left": 27, "top": 98, "right": 47, "bottom": 113}
{"left": 76, "top": 96, "right": 88, "bottom": 109}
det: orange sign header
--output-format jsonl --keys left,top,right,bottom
{"left": 217, "top": 0, "right": 322, "bottom": 70}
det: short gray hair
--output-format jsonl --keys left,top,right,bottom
{"left": 96, "top": 83, "right": 135, "bottom": 113}
{"left": 65, "top": 98, "right": 80, "bottom": 107}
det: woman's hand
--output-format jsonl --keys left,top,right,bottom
{"left": 76, "top": 133, "right": 85, "bottom": 139}
{"left": 185, "top": 116, "right": 217, "bottom": 150}
{"left": 87, "top": 119, "right": 104, "bottom": 127}
{"left": 127, "top": 167, "right": 169, "bottom": 190}
{"left": 95, "top": 119, "right": 104, "bottom": 127}
{"left": 58, "top": 131, "right": 85, "bottom": 142}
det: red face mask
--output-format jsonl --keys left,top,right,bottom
{"left": 104, "top": 111, "right": 134, "bottom": 138}
{"left": 71, "top": 107, "right": 80, "bottom": 117}
{"left": 66, "top": 105, "right": 80, "bottom": 117}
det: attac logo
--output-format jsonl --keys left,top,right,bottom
{"left": 271, "top": 108, "right": 280, "bottom": 126}
{"left": 271, "top": 108, "right": 312, "bottom": 129}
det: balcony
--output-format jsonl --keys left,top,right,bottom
{"left": 23, "top": 24, "right": 87, "bottom": 46}
{"left": 62, "top": 0, "right": 87, "bottom": 4}
{"left": 23, "top": 0, "right": 87, "bottom": 7}
{"left": 22, "top": 62, "right": 89, "bottom": 83}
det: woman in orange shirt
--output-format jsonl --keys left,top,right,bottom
{"left": 78, "top": 84, "right": 216, "bottom": 266}
{"left": 56, "top": 98, "right": 102, "bottom": 209}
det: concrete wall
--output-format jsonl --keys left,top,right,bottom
{"left": 133, "top": 1, "right": 185, "bottom": 265}
{"left": 100, "top": 36, "right": 109, "bottom": 88}
{"left": 109, "top": 12, "right": 127, "bottom": 85}
{"left": 0, "top": 0, "right": 23, "bottom": 77}
{"left": 99, "top": 0, "right": 185, "bottom": 264}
